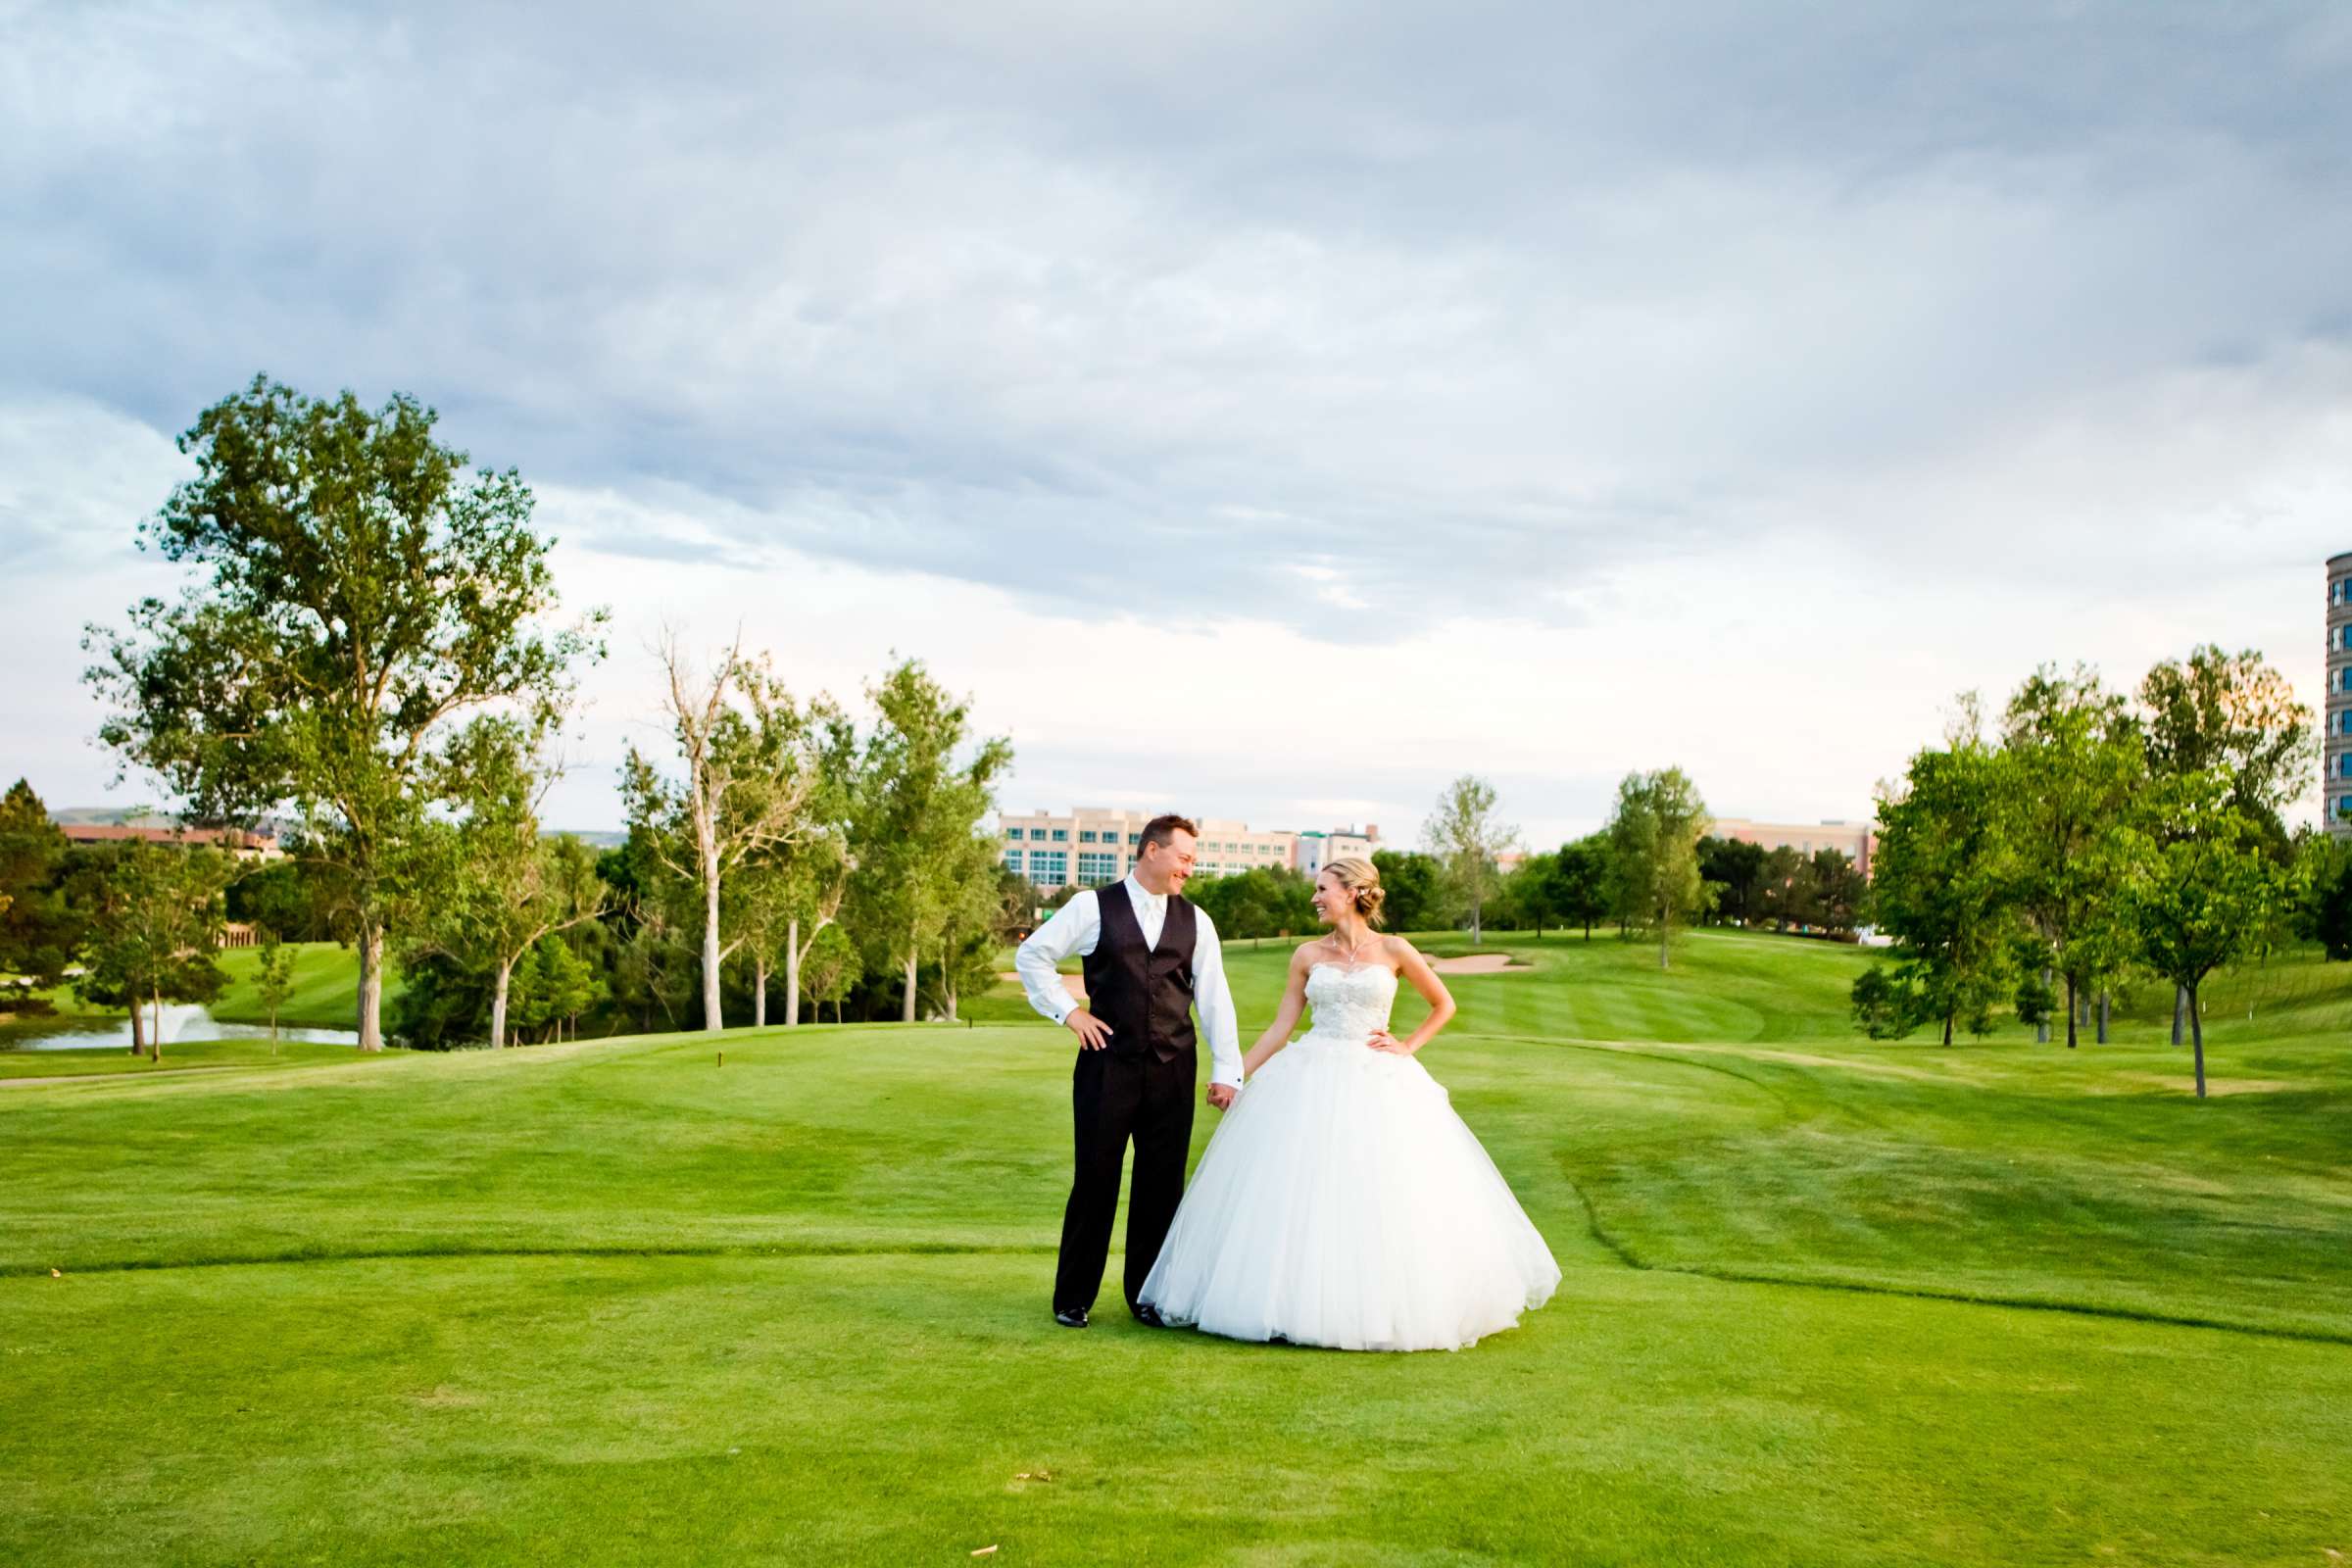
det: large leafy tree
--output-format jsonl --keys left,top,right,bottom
{"left": 2000, "top": 664, "right": 2146, "bottom": 1048}
{"left": 1606, "top": 767, "right": 1711, "bottom": 969}
{"left": 1502, "top": 851, "right": 1564, "bottom": 937}
{"left": 848, "top": 660, "right": 1011, "bottom": 1023}
{"left": 2137, "top": 645, "right": 2313, "bottom": 1042}
{"left": 1851, "top": 738, "right": 2016, "bottom": 1046}
{"left": 83, "top": 376, "right": 602, "bottom": 1051}
{"left": 725, "top": 703, "right": 857, "bottom": 1028}
{"left": 72, "top": 837, "right": 235, "bottom": 1059}
{"left": 625, "top": 637, "right": 831, "bottom": 1033}
{"left": 0, "top": 780, "right": 81, "bottom": 1000}
{"left": 1553, "top": 835, "right": 1612, "bottom": 940}
{"left": 2120, "top": 774, "right": 2305, "bottom": 1099}
{"left": 1187, "top": 867, "right": 1317, "bottom": 941}
{"left": 1369, "top": 850, "right": 1444, "bottom": 934}
{"left": 406, "top": 718, "right": 606, "bottom": 1048}
{"left": 1696, "top": 835, "right": 1766, "bottom": 926}
{"left": 1807, "top": 849, "right": 1871, "bottom": 937}
{"left": 1423, "top": 775, "right": 1515, "bottom": 944}
{"left": 2138, "top": 645, "right": 2314, "bottom": 845}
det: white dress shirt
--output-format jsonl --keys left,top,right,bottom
{"left": 1015, "top": 875, "right": 1244, "bottom": 1090}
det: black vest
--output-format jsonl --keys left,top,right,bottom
{"left": 1081, "top": 883, "right": 1199, "bottom": 1063}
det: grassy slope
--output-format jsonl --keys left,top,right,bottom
{"left": 2, "top": 941, "right": 392, "bottom": 1040}
{"left": 0, "top": 929, "right": 2347, "bottom": 1564}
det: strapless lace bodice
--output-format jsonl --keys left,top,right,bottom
{"left": 1303, "top": 962, "right": 1398, "bottom": 1043}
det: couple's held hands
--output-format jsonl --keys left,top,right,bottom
{"left": 1365, "top": 1029, "right": 1415, "bottom": 1055}
{"left": 1206, "top": 1083, "right": 1237, "bottom": 1111}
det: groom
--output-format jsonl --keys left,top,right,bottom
{"left": 1015, "top": 813, "right": 1243, "bottom": 1328}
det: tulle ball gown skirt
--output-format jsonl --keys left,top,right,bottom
{"left": 1138, "top": 1030, "right": 1561, "bottom": 1351}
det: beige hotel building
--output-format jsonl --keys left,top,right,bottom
{"left": 998, "top": 809, "right": 1380, "bottom": 889}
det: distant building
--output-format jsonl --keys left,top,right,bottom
{"left": 1296, "top": 826, "right": 1380, "bottom": 878}
{"left": 55, "top": 822, "right": 283, "bottom": 860}
{"left": 997, "top": 809, "right": 1381, "bottom": 890}
{"left": 1712, "top": 817, "right": 1876, "bottom": 878}
{"left": 2328, "top": 552, "right": 2352, "bottom": 837}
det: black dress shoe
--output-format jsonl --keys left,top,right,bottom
{"left": 1131, "top": 1301, "right": 1168, "bottom": 1328}
{"left": 1054, "top": 1307, "right": 1090, "bottom": 1329}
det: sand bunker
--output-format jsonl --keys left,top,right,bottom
{"left": 1426, "top": 953, "right": 1532, "bottom": 975}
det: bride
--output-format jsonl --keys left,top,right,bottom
{"left": 1137, "top": 857, "right": 1560, "bottom": 1351}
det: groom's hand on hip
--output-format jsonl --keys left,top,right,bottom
{"left": 1064, "top": 1007, "right": 1114, "bottom": 1051}
{"left": 1205, "top": 1083, "right": 1237, "bottom": 1111}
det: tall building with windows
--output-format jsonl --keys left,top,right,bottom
{"left": 997, "top": 810, "right": 1380, "bottom": 890}
{"left": 1296, "top": 826, "right": 1380, "bottom": 878}
{"left": 2328, "top": 552, "right": 2352, "bottom": 838}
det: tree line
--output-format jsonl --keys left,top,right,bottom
{"left": 25, "top": 374, "right": 1020, "bottom": 1051}
{"left": 1850, "top": 649, "right": 2345, "bottom": 1099}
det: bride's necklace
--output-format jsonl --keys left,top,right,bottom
{"left": 1326, "top": 928, "right": 1375, "bottom": 965}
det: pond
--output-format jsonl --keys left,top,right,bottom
{"left": 1, "top": 1003, "right": 361, "bottom": 1051}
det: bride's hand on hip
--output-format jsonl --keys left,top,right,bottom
{"left": 1365, "top": 1029, "right": 1411, "bottom": 1054}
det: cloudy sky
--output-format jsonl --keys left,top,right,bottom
{"left": 6, "top": 1, "right": 2350, "bottom": 846}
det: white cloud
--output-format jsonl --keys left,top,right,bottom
{"left": 4, "top": 2, "right": 2350, "bottom": 839}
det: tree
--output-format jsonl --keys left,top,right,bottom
{"left": 727, "top": 703, "right": 857, "bottom": 1028}
{"left": 1553, "top": 836, "right": 1611, "bottom": 940}
{"left": 1503, "top": 852, "right": 1565, "bottom": 937}
{"left": 508, "top": 933, "right": 603, "bottom": 1045}
{"left": 847, "top": 660, "right": 1012, "bottom": 1023}
{"left": 2138, "top": 646, "right": 2314, "bottom": 1042}
{"left": 2119, "top": 774, "right": 2304, "bottom": 1099}
{"left": 83, "top": 375, "right": 603, "bottom": 1051}
{"left": 798, "top": 921, "right": 860, "bottom": 1025}
{"left": 1423, "top": 775, "right": 1515, "bottom": 944}
{"left": 2139, "top": 645, "right": 2315, "bottom": 843}
{"left": 411, "top": 719, "right": 606, "bottom": 1048}
{"left": 1369, "top": 850, "right": 1444, "bottom": 934}
{"left": 2298, "top": 835, "right": 2352, "bottom": 961}
{"left": 1851, "top": 738, "right": 2016, "bottom": 1046}
{"left": 2001, "top": 664, "right": 2145, "bottom": 1048}
{"left": 0, "top": 780, "right": 81, "bottom": 1001}
{"left": 1606, "top": 768, "right": 1711, "bottom": 969}
{"left": 1752, "top": 845, "right": 1814, "bottom": 930}
{"left": 1696, "top": 835, "right": 1767, "bottom": 926}
{"left": 252, "top": 925, "right": 297, "bottom": 1052}
{"left": 624, "top": 636, "right": 830, "bottom": 1033}
{"left": 1807, "top": 849, "right": 1870, "bottom": 937}
{"left": 72, "top": 837, "right": 235, "bottom": 1059}
{"left": 1188, "top": 867, "right": 1317, "bottom": 941}
{"left": 927, "top": 826, "right": 1010, "bottom": 1021}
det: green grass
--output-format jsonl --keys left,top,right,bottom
{"left": 1, "top": 941, "right": 391, "bottom": 1042}
{"left": 0, "top": 1036, "right": 378, "bottom": 1079}
{"left": 2, "top": 928, "right": 2348, "bottom": 1564}
{"left": 209, "top": 940, "right": 394, "bottom": 1028}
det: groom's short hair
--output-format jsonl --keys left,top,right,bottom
{"left": 1137, "top": 813, "right": 1199, "bottom": 858}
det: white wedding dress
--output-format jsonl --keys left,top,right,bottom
{"left": 1138, "top": 961, "right": 1561, "bottom": 1351}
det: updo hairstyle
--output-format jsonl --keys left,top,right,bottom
{"left": 1323, "top": 857, "right": 1387, "bottom": 928}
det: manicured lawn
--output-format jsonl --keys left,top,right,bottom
{"left": 0, "top": 1036, "right": 376, "bottom": 1080}
{"left": 209, "top": 939, "right": 396, "bottom": 1029}
{"left": 1, "top": 940, "right": 393, "bottom": 1040}
{"left": 3, "top": 929, "right": 2347, "bottom": 1564}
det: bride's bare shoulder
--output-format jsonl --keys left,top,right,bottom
{"left": 1380, "top": 935, "right": 1421, "bottom": 965}
{"left": 1291, "top": 938, "right": 1330, "bottom": 967}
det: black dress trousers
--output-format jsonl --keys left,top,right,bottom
{"left": 1054, "top": 1044, "right": 1199, "bottom": 1314}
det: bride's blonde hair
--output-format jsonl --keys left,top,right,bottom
{"left": 1322, "top": 857, "right": 1387, "bottom": 928}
